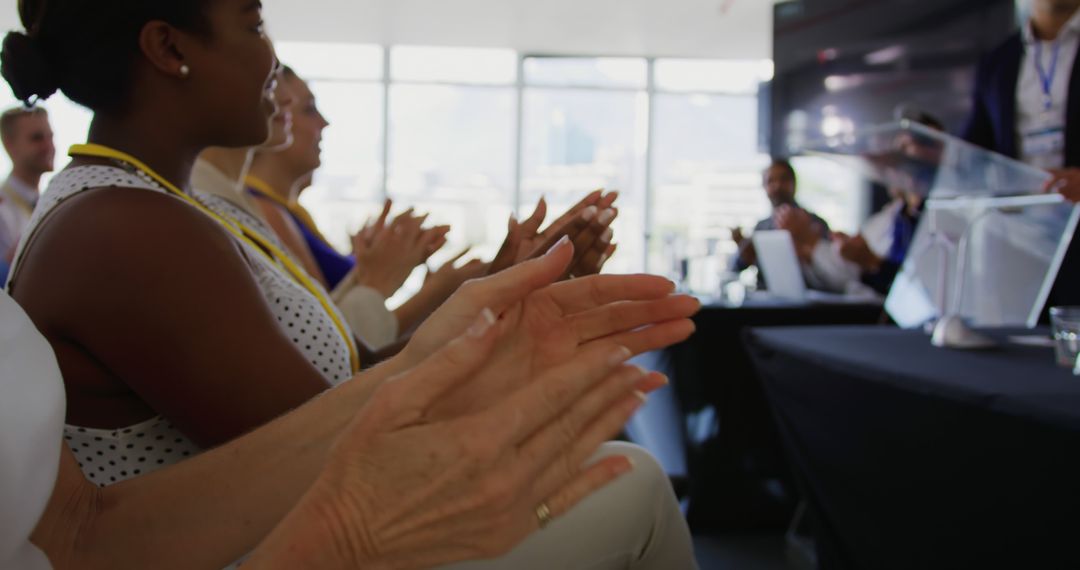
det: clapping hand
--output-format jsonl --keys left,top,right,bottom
{"left": 352, "top": 200, "right": 451, "bottom": 298}
{"left": 255, "top": 304, "right": 667, "bottom": 568}
{"left": 403, "top": 237, "right": 699, "bottom": 418}
{"left": 489, "top": 191, "right": 620, "bottom": 278}
{"left": 775, "top": 205, "right": 822, "bottom": 262}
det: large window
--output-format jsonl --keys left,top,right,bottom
{"left": 521, "top": 57, "right": 649, "bottom": 274}
{"left": 273, "top": 43, "right": 798, "bottom": 293}
{"left": 387, "top": 47, "right": 518, "bottom": 263}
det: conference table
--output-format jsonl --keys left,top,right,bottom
{"left": 656, "top": 297, "right": 884, "bottom": 531}
{"left": 746, "top": 325, "right": 1080, "bottom": 569}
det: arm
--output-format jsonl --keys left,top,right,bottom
{"left": 31, "top": 364, "right": 388, "bottom": 570}
{"left": 11, "top": 188, "right": 343, "bottom": 447}
{"left": 33, "top": 240, "right": 696, "bottom": 570}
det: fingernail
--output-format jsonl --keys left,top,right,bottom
{"left": 581, "top": 206, "right": 599, "bottom": 221}
{"left": 608, "top": 345, "right": 633, "bottom": 366}
{"left": 468, "top": 307, "right": 497, "bottom": 338}
{"left": 597, "top": 253, "right": 610, "bottom": 267}
{"left": 545, "top": 235, "right": 571, "bottom": 256}
{"left": 597, "top": 209, "right": 616, "bottom": 225}
{"left": 628, "top": 365, "right": 648, "bottom": 383}
{"left": 600, "top": 227, "right": 614, "bottom": 244}
{"left": 633, "top": 390, "right": 648, "bottom": 403}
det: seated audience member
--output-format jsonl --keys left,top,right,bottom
{"left": 1, "top": 1, "right": 699, "bottom": 567}
{"left": 1, "top": 260, "right": 696, "bottom": 569}
{"left": 250, "top": 66, "right": 618, "bottom": 340}
{"left": 195, "top": 71, "right": 447, "bottom": 349}
{"left": 730, "top": 157, "right": 829, "bottom": 274}
{"left": 800, "top": 112, "right": 945, "bottom": 296}
{"left": 245, "top": 68, "right": 482, "bottom": 344}
{"left": 0, "top": 106, "right": 54, "bottom": 281}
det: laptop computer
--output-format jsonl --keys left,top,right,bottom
{"left": 752, "top": 230, "right": 808, "bottom": 301}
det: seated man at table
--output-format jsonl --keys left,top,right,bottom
{"left": 731, "top": 158, "right": 831, "bottom": 284}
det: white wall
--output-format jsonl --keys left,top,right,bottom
{"left": 0, "top": 0, "right": 772, "bottom": 59}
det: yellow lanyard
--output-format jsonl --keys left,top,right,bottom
{"left": 69, "top": 144, "right": 360, "bottom": 374}
{"left": 245, "top": 175, "right": 335, "bottom": 249}
{"left": 2, "top": 183, "right": 34, "bottom": 217}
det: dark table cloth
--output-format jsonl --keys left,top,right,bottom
{"left": 664, "top": 300, "right": 884, "bottom": 530}
{"left": 747, "top": 325, "right": 1080, "bottom": 569}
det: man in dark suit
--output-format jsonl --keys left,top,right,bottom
{"left": 731, "top": 158, "right": 830, "bottom": 273}
{"left": 963, "top": 0, "right": 1080, "bottom": 313}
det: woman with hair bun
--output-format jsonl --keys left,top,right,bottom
{"left": 0, "top": 0, "right": 700, "bottom": 568}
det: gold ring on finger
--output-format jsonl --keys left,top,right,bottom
{"left": 535, "top": 502, "right": 553, "bottom": 529}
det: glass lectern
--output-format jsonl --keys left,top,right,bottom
{"left": 798, "top": 121, "right": 1080, "bottom": 330}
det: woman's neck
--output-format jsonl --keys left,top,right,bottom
{"left": 87, "top": 114, "right": 200, "bottom": 192}
{"left": 200, "top": 147, "right": 255, "bottom": 186}
{"left": 248, "top": 155, "right": 297, "bottom": 200}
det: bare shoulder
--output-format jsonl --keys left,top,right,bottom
{"left": 10, "top": 184, "right": 250, "bottom": 320}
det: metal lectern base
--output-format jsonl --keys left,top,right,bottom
{"left": 931, "top": 315, "right": 1000, "bottom": 350}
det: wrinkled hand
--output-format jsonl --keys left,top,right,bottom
{"left": 489, "top": 191, "right": 619, "bottom": 278}
{"left": 353, "top": 205, "right": 451, "bottom": 297}
{"left": 404, "top": 237, "right": 699, "bottom": 419}
{"left": 775, "top": 205, "right": 822, "bottom": 262}
{"left": 1044, "top": 168, "right": 1080, "bottom": 203}
{"left": 835, "top": 232, "right": 882, "bottom": 272}
{"left": 253, "top": 309, "right": 666, "bottom": 569}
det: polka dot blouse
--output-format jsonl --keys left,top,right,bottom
{"left": 10, "top": 165, "right": 356, "bottom": 487}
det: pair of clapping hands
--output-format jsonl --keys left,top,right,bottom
{"left": 774, "top": 205, "right": 882, "bottom": 272}
{"left": 249, "top": 236, "right": 699, "bottom": 568}
{"left": 347, "top": 191, "right": 621, "bottom": 302}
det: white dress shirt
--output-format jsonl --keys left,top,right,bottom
{"left": 0, "top": 175, "right": 39, "bottom": 260}
{"left": 1017, "top": 9, "right": 1080, "bottom": 170}
{"left": 805, "top": 200, "right": 906, "bottom": 296}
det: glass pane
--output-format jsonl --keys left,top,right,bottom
{"left": 524, "top": 57, "right": 647, "bottom": 89}
{"left": 650, "top": 93, "right": 772, "bottom": 290}
{"left": 297, "top": 81, "right": 385, "bottom": 252}
{"left": 655, "top": 59, "right": 773, "bottom": 94}
{"left": 521, "top": 88, "right": 648, "bottom": 273}
{"left": 802, "top": 121, "right": 1074, "bottom": 328}
{"left": 391, "top": 46, "right": 517, "bottom": 85}
{"left": 274, "top": 42, "right": 383, "bottom": 81}
{"left": 387, "top": 84, "right": 516, "bottom": 264}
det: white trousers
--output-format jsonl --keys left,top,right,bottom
{"left": 442, "top": 442, "right": 699, "bottom": 570}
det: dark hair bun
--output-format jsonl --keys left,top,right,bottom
{"left": 1, "top": 31, "right": 59, "bottom": 104}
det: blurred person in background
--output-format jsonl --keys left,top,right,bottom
{"left": 0, "top": 106, "right": 54, "bottom": 281}
{"left": 964, "top": 0, "right": 1080, "bottom": 313}
{"left": 731, "top": 157, "right": 831, "bottom": 287}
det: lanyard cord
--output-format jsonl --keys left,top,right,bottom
{"left": 69, "top": 144, "right": 360, "bottom": 374}
{"left": 1034, "top": 39, "right": 1064, "bottom": 111}
{"left": 245, "top": 175, "right": 336, "bottom": 249}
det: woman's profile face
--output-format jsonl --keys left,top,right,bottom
{"left": 277, "top": 75, "right": 328, "bottom": 179}
{"left": 261, "top": 70, "right": 296, "bottom": 152}
{"left": 180, "top": 0, "right": 278, "bottom": 148}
